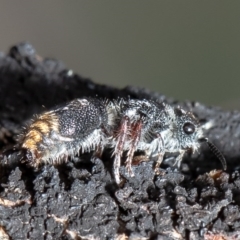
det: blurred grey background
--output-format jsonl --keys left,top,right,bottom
{"left": 0, "top": 1, "right": 239, "bottom": 109}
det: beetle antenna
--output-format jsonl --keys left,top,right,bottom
{"left": 199, "top": 138, "right": 227, "bottom": 170}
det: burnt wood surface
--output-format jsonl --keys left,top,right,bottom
{"left": 0, "top": 43, "right": 240, "bottom": 240}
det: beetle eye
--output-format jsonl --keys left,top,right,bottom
{"left": 183, "top": 122, "right": 195, "bottom": 134}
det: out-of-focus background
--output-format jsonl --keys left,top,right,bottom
{"left": 0, "top": 1, "right": 239, "bottom": 109}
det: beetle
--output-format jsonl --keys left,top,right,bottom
{"left": 18, "top": 97, "right": 226, "bottom": 184}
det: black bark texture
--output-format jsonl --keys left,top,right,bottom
{"left": 0, "top": 43, "right": 240, "bottom": 240}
